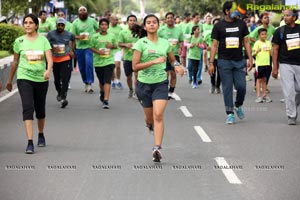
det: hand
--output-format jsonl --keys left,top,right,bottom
{"left": 127, "top": 43, "right": 133, "bottom": 49}
{"left": 6, "top": 82, "right": 13, "bottom": 92}
{"left": 153, "top": 56, "right": 166, "bottom": 64}
{"left": 247, "top": 59, "right": 253, "bottom": 71}
{"left": 272, "top": 68, "right": 279, "bottom": 79}
{"left": 98, "top": 49, "right": 105, "bottom": 55}
{"left": 44, "top": 70, "right": 51, "bottom": 80}
{"left": 189, "top": 43, "right": 195, "bottom": 48}
{"left": 69, "top": 51, "right": 76, "bottom": 59}
{"left": 174, "top": 65, "right": 185, "bottom": 77}
{"left": 208, "top": 63, "right": 215, "bottom": 76}
{"left": 106, "top": 43, "right": 114, "bottom": 49}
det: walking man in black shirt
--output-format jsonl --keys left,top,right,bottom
{"left": 272, "top": 9, "right": 300, "bottom": 125}
{"left": 208, "top": 1, "right": 253, "bottom": 124}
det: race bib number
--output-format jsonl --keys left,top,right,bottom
{"left": 168, "top": 38, "right": 178, "bottom": 47}
{"left": 225, "top": 37, "right": 239, "bottom": 48}
{"left": 262, "top": 44, "right": 271, "bottom": 51}
{"left": 25, "top": 50, "right": 43, "bottom": 64}
{"left": 53, "top": 44, "right": 66, "bottom": 54}
{"left": 286, "top": 38, "right": 300, "bottom": 51}
{"left": 80, "top": 32, "right": 90, "bottom": 40}
{"left": 99, "top": 48, "right": 111, "bottom": 58}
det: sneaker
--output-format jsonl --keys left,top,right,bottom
{"left": 192, "top": 83, "right": 198, "bottom": 89}
{"left": 288, "top": 117, "right": 296, "bottom": 125}
{"left": 280, "top": 99, "right": 285, "bottom": 103}
{"left": 37, "top": 135, "right": 46, "bottom": 147}
{"left": 215, "top": 87, "right": 221, "bottom": 94}
{"left": 111, "top": 82, "right": 116, "bottom": 89}
{"left": 152, "top": 146, "right": 162, "bottom": 162}
{"left": 84, "top": 84, "right": 88, "bottom": 92}
{"left": 263, "top": 96, "right": 272, "bottom": 103}
{"left": 132, "top": 92, "right": 138, "bottom": 100}
{"left": 209, "top": 86, "right": 215, "bottom": 93}
{"left": 234, "top": 106, "right": 245, "bottom": 120}
{"left": 255, "top": 97, "right": 263, "bottom": 103}
{"left": 25, "top": 143, "right": 34, "bottom": 154}
{"left": 99, "top": 92, "right": 104, "bottom": 103}
{"left": 168, "top": 92, "right": 174, "bottom": 100}
{"left": 61, "top": 99, "right": 68, "bottom": 108}
{"left": 146, "top": 123, "right": 154, "bottom": 135}
{"left": 226, "top": 113, "right": 235, "bottom": 124}
{"left": 102, "top": 101, "right": 110, "bottom": 109}
{"left": 86, "top": 84, "right": 94, "bottom": 93}
{"left": 128, "top": 90, "right": 133, "bottom": 98}
{"left": 198, "top": 80, "right": 202, "bottom": 85}
{"left": 68, "top": 84, "right": 71, "bottom": 89}
{"left": 56, "top": 95, "right": 62, "bottom": 102}
{"left": 116, "top": 82, "right": 123, "bottom": 89}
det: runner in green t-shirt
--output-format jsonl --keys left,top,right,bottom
{"left": 71, "top": 6, "right": 98, "bottom": 93}
{"left": 38, "top": 10, "right": 53, "bottom": 37}
{"left": 158, "top": 12, "right": 184, "bottom": 99}
{"left": 57, "top": 10, "right": 72, "bottom": 32}
{"left": 90, "top": 18, "right": 118, "bottom": 109}
{"left": 202, "top": 15, "right": 214, "bottom": 72}
{"left": 108, "top": 15, "right": 123, "bottom": 89}
{"left": 132, "top": 14, "right": 184, "bottom": 163}
{"left": 118, "top": 15, "right": 139, "bottom": 98}
{"left": 178, "top": 12, "right": 191, "bottom": 68}
{"left": 6, "top": 14, "right": 53, "bottom": 154}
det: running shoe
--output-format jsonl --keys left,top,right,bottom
{"left": 226, "top": 113, "right": 235, "bottom": 124}
{"left": 132, "top": 92, "right": 138, "bottom": 100}
{"left": 198, "top": 80, "right": 202, "bottom": 85}
{"left": 61, "top": 99, "right": 68, "bottom": 108}
{"left": 168, "top": 92, "right": 174, "bottom": 100}
{"left": 102, "top": 101, "right": 110, "bottom": 109}
{"left": 116, "top": 82, "right": 123, "bottom": 90}
{"left": 288, "top": 117, "right": 296, "bottom": 125}
{"left": 37, "top": 135, "right": 46, "bottom": 147}
{"left": 86, "top": 84, "right": 94, "bottom": 93}
{"left": 99, "top": 92, "right": 104, "bottom": 103}
{"left": 255, "top": 97, "right": 263, "bottom": 103}
{"left": 234, "top": 106, "right": 245, "bottom": 120}
{"left": 192, "top": 83, "right": 198, "bottom": 89}
{"left": 146, "top": 123, "right": 154, "bottom": 135}
{"left": 263, "top": 96, "right": 272, "bottom": 103}
{"left": 215, "top": 87, "right": 221, "bottom": 94}
{"left": 209, "top": 86, "right": 215, "bottom": 93}
{"left": 25, "top": 143, "right": 34, "bottom": 154}
{"left": 152, "top": 146, "right": 162, "bottom": 162}
{"left": 56, "top": 95, "right": 62, "bottom": 102}
{"left": 111, "top": 82, "right": 116, "bottom": 89}
{"left": 128, "top": 89, "right": 133, "bottom": 98}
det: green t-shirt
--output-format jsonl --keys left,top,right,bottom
{"left": 89, "top": 33, "right": 117, "bottom": 67}
{"left": 118, "top": 28, "right": 139, "bottom": 61}
{"left": 202, "top": 23, "right": 213, "bottom": 37}
{"left": 185, "top": 22, "right": 203, "bottom": 35}
{"left": 204, "top": 30, "right": 217, "bottom": 59}
{"left": 46, "top": 16, "right": 57, "bottom": 28}
{"left": 65, "top": 21, "right": 72, "bottom": 32}
{"left": 187, "top": 35, "right": 203, "bottom": 60}
{"left": 253, "top": 40, "right": 272, "bottom": 66}
{"left": 38, "top": 21, "right": 53, "bottom": 37}
{"left": 14, "top": 35, "right": 51, "bottom": 82}
{"left": 133, "top": 37, "right": 172, "bottom": 84}
{"left": 71, "top": 17, "right": 98, "bottom": 49}
{"left": 158, "top": 26, "right": 183, "bottom": 56}
{"left": 107, "top": 24, "right": 123, "bottom": 53}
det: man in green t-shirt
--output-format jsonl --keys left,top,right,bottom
{"left": 71, "top": 6, "right": 98, "bottom": 93}
{"left": 38, "top": 10, "right": 53, "bottom": 37}
{"left": 57, "top": 10, "right": 72, "bottom": 32}
{"left": 158, "top": 12, "right": 184, "bottom": 99}
{"left": 118, "top": 15, "right": 139, "bottom": 98}
{"left": 108, "top": 15, "right": 123, "bottom": 89}
{"left": 202, "top": 14, "right": 213, "bottom": 72}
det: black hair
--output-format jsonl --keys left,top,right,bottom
{"left": 191, "top": 25, "right": 199, "bottom": 35}
{"left": 99, "top": 18, "right": 109, "bottom": 26}
{"left": 192, "top": 13, "right": 199, "bottom": 18}
{"left": 293, "top": 9, "right": 298, "bottom": 20}
{"left": 23, "top": 14, "right": 39, "bottom": 31}
{"left": 259, "top": 12, "right": 268, "bottom": 20}
{"left": 212, "top": 18, "right": 220, "bottom": 24}
{"left": 184, "top": 12, "right": 191, "bottom": 18}
{"left": 258, "top": 28, "right": 267, "bottom": 35}
{"left": 127, "top": 14, "right": 137, "bottom": 22}
{"left": 131, "top": 14, "right": 160, "bottom": 38}
{"left": 165, "top": 12, "right": 175, "bottom": 18}
{"left": 39, "top": 10, "right": 47, "bottom": 17}
{"left": 223, "top": 1, "right": 232, "bottom": 15}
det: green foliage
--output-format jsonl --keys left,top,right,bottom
{"left": 0, "top": 24, "right": 25, "bottom": 53}
{"left": 0, "top": 51, "right": 10, "bottom": 59}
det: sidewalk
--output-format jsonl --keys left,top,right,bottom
{"left": 0, "top": 55, "right": 14, "bottom": 99}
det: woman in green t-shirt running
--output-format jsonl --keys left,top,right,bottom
{"left": 6, "top": 14, "right": 53, "bottom": 154}
{"left": 132, "top": 14, "right": 184, "bottom": 162}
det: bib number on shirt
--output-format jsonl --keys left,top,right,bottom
{"left": 226, "top": 37, "right": 239, "bottom": 48}
{"left": 286, "top": 38, "right": 300, "bottom": 51}
{"left": 25, "top": 50, "right": 43, "bottom": 64}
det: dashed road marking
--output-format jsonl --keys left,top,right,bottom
{"left": 179, "top": 106, "right": 192, "bottom": 117}
{"left": 194, "top": 126, "right": 212, "bottom": 142}
{"left": 0, "top": 89, "right": 18, "bottom": 103}
{"left": 214, "top": 157, "right": 242, "bottom": 185}
{"left": 171, "top": 93, "right": 181, "bottom": 101}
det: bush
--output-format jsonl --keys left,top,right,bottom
{"left": 0, "top": 24, "right": 25, "bottom": 53}
{"left": 0, "top": 50, "right": 10, "bottom": 59}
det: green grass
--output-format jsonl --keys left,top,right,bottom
{"left": 0, "top": 51, "right": 10, "bottom": 59}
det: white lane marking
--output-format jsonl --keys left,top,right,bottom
{"left": 0, "top": 89, "right": 18, "bottom": 103}
{"left": 171, "top": 93, "right": 181, "bottom": 101}
{"left": 194, "top": 126, "right": 212, "bottom": 142}
{"left": 214, "top": 157, "right": 242, "bottom": 185}
{"left": 179, "top": 106, "right": 192, "bottom": 117}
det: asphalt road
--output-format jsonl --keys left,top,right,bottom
{"left": 0, "top": 68, "right": 299, "bottom": 200}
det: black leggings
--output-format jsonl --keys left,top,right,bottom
{"left": 210, "top": 59, "right": 221, "bottom": 87}
{"left": 17, "top": 79, "right": 48, "bottom": 121}
{"left": 53, "top": 60, "right": 72, "bottom": 99}
{"left": 189, "top": 59, "right": 200, "bottom": 83}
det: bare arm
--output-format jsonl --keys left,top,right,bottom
{"left": 243, "top": 36, "right": 253, "bottom": 71}
{"left": 44, "top": 49, "right": 53, "bottom": 80}
{"left": 6, "top": 53, "right": 20, "bottom": 91}
{"left": 167, "top": 51, "right": 184, "bottom": 76}
{"left": 272, "top": 44, "right": 279, "bottom": 79}
{"left": 208, "top": 39, "right": 218, "bottom": 76}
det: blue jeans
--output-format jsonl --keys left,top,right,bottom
{"left": 75, "top": 48, "right": 94, "bottom": 84}
{"left": 188, "top": 50, "right": 203, "bottom": 82}
{"left": 217, "top": 59, "right": 247, "bottom": 114}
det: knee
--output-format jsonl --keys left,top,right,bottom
{"left": 153, "top": 112, "right": 163, "bottom": 122}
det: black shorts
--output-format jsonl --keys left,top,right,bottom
{"left": 123, "top": 60, "right": 133, "bottom": 77}
{"left": 95, "top": 64, "right": 115, "bottom": 85}
{"left": 17, "top": 79, "right": 49, "bottom": 121}
{"left": 135, "top": 80, "right": 169, "bottom": 108}
{"left": 255, "top": 65, "right": 271, "bottom": 79}
{"left": 166, "top": 55, "right": 180, "bottom": 71}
